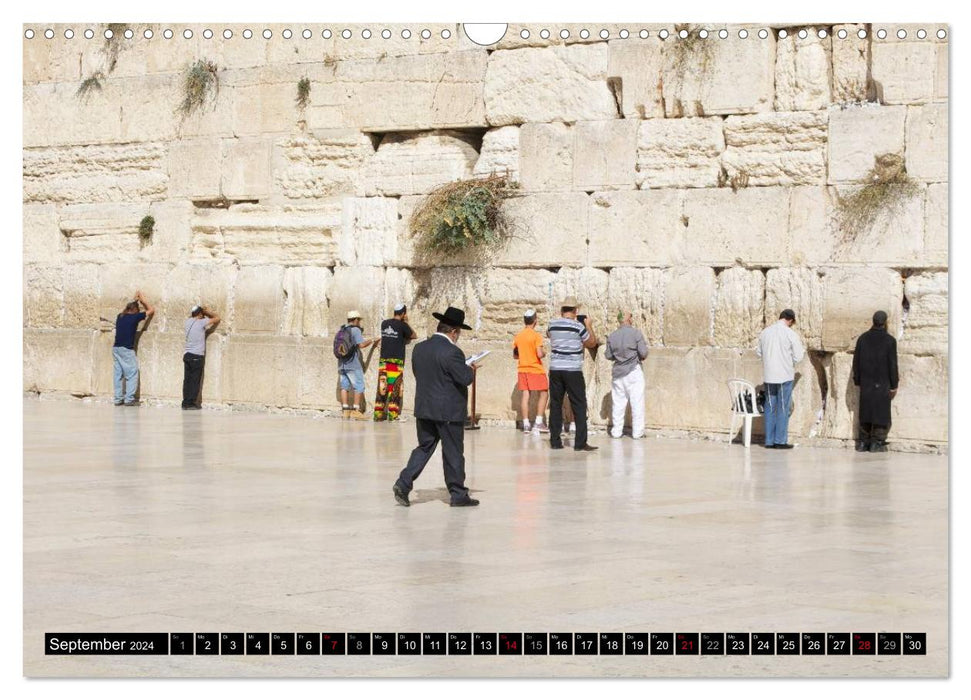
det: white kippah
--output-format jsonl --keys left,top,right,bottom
{"left": 524, "top": 308, "right": 536, "bottom": 317}
{"left": 394, "top": 303, "right": 406, "bottom": 313}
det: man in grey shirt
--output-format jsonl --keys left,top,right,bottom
{"left": 604, "top": 312, "right": 649, "bottom": 439}
{"left": 183, "top": 305, "right": 220, "bottom": 410}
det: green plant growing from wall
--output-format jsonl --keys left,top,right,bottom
{"left": 138, "top": 215, "right": 155, "bottom": 248}
{"left": 410, "top": 174, "right": 517, "bottom": 260}
{"left": 296, "top": 77, "right": 311, "bottom": 110}
{"left": 178, "top": 59, "right": 220, "bottom": 118}
{"left": 665, "top": 23, "right": 715, "bottom": 115}
{"left": 836, "top": 153, "right": 921, "bottom": 243}
{"left": 76, "top": 72, "right": 105, "bottom": 102}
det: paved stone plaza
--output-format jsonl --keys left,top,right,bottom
{"left": 23, "top": 397, "right": 946, "bottom": 677}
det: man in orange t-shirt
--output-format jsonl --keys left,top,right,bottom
{"left": 512, "top": 308, "right": 549, "bottom": 434}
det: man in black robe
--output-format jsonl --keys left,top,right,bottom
{"left": 852, "top": 310, "right": 899, "bottom": 453}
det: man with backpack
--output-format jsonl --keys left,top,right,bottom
{"left": 335, "top": 310, "right": 377, "bottom": 420}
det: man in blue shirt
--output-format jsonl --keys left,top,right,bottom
{"left": 112, "top": 290, "right": 154, "bottom": 406}
{"left": 339, "top": 310, "right": 377, "bottom": 420}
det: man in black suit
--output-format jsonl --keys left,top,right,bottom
{"left": 852, "top": 310, "right": 899, "bottom": 453}
{"left": 393, "top": 307, "right": 481, "bottom": 507}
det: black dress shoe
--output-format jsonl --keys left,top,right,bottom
{"left": 855, "top": 441, "right": 870, "bottom": 452}
{"left": 182, "top": 405, "right": 201, "bottom": 410}
{"left": 575, "top": 444, "right": 598, "bottom": 452}
{"left": 550, "top": 443, "right": 564, "bottom": 450}
{"left": 774, "top": 444, "right": 794, "bottom": 450}
{"left": 763, "top": 444, "right": 775, "bottom": 449}
{"left": 869, "top": 442, "right": 888, "bottom": 453}
{"left": 450, "top": 497, "right": 479, "bottom": 507}
{"left": 393, "top": 485, "right": 410, "bottom": 507}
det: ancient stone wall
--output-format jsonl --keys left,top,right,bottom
{"left": 22, "top": 23, "right": 949, "bottom": 449}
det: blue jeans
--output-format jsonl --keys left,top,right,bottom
{"left": 338, "top": 367, "right": 365, "bottom": 393}
{"left": 112, "top": 346, "right": 139, "bottom": 404}
{"left": 764, "top": 380, "right": 793, "bottom": 446}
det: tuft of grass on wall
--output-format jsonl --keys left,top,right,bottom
{"left": 837, "top": 153, "right": 921, "bottom": 242}
{"left": 138, "top": 215, "right": 155, "bottom": 248}
{"left": 76, "top": 72, "right": 105, "bottom": 102}
{"left": 296, "top": 77, "right": 311, "bottom": 110}
{"left": 178, "top": 59, "right": 220, "bottom": 118}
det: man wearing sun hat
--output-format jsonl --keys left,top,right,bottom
{"left": 337, "top": 310, "right": 377, "bottom": 420}
{"left": 393, "top": 306, "right": 481, "bottom": 508}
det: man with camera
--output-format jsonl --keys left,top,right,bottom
{"left": 547, "top": 296, "right": 599, "bottom": 451}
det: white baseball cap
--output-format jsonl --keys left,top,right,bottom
{"left": 347, "top": 310, "right": 362, "bottom": 320}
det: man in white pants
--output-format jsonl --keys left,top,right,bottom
{"left": 605, "top": 312, "right": 649, "bottom": 439}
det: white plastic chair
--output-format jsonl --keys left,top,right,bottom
{"left": 727, "top": 379, "right": 760, "bottom": 448}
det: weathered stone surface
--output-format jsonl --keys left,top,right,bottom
{"left": 364, "top": 131, "right": 478, "bottom": 196}
{"left": 23, "top": 32, "right": 84, "bottom": 83}
{"left": 282, "top": 267, "right": 332, "bottom": 337}
{"left": 935, "top": 42, "right": 948, "bottom": 101}
{"left": 472, "top": 126, "right": 520, "bottom": 180}
{"left": 871, "top": 41, "right": 940, "bottom": 105}
{"left": 644, "top": 347, "right": 746, "bottom": 431}
{"left": 24, "top": 143, "right": 168, "bottom": 204}
{"left": 905, "top": 103, "right": 948, "bottom": 183}
{"left": 233, "top": 265, "right": 285, "bottom": 333}
{"left": 23, "top": 204, "right": 63, "bottom": 263}
{"left": 765, "top": 267, "right": 824, "bottom": 350}
{"left": 606, "top": 267, "right": 665, "bottom": 345}
{"left": 275, "top": 130, "right": 373, "bottom": 200}
{"left": 24, "top": 265, "right": 64, "bottom": 329}
{"left": 471, "top": 268, "right": 556, "bottom": 341}
{"left": 664, "top": 267, "right": 714, "bottom": 346}
{"left": 293, "top": 338, "right": 343, "bottom": 409}
{"left": 162, "top": 263, "right": 237, "bottom": 333}
{"left": 892, "top": 354, "right": 948, "bottom": 442}
{"left": 340, "top": 51, "right": 488, "bottom": 131}
{"left": 820, "top": 351, "right": 857, "bottom": 440}
{"left": 190, "top": 203, "right": 341, "bottom": 265}
{"left": 221, "top": 335, "right": 299, "bottom": 406}
{"left": 143, "top": 199, "right": 194, "bottom": 263}
{"left": 661, "top": 32, "right": 775, "bottom": 117}
{"left": 722, "top": 111, "right": 827, "bottom": 186}
{"left": 484, "top": 44, "right": 618, "bottom": 125}
{"left": 788, "top": 187, "right": 838, "bottom": 266}
{"left": 573, "top": 120, "right": 637, "bottom": 190}
{"left": 62, "top": 264, "right": 101, "bottom": 329}
{"left": 832, "top": 24, "right": 872, "bottom": 103}
{"left": 340, "top": 197, "right": 398, "bottom": 266}
{"left": 775, "top": 27, "right": 832, "bottom": 111}
{"left": 901, "top": 272, "right": 948, "bottom": 356}
{"left": 550, "top": 267, "right": 611, "bottom": 341}
{"left": 924, "top": 183, "right": 948, "bottom": 265}
{"left": 167, "top": 139, "right": 222, "bottom": 200}
{"left": 636, "top": 117, "right": 724, "bottom": 189}
{"left": 497, "top": 194, "right": 589, "bottom": 267}
{"left": 831, "top": 183, "right": 925, "bottom": 265}
{"left": 682, "top": 187, "right": 789, "bottom": 265}
{"left": 713, "top": 267, "right": 765, "bottom": 348}
{"left": 588, "top": 189, "right": 685, "bottom": 266}
{"left": 828, "top": 105, "right": 907, "bottom": 184}
{"left": 221, "top": 137, "right": 274, "bottom": 200}
{"left": 57, "top": 203, "right": 151, "bottom": 263}
{"left": 24, "top": 329, "right": 95, "bottom": 395}
{"left": 98, "top": 263, "right": 168, "bottom": 331}
{"left": 329, "top": 266, "right": 387, "bottom": 335}
{"left": 519, "top": 123, "right": 573, "bottom": 191}
{"left": 821, "top": 267, "right": 903, "bottom": 351}
{"left": 606, "top": 40, "right": 664, "bottom": 119}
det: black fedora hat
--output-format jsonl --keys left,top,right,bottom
{"left": 432, "top": 306, "right": 472, "bottom": 330}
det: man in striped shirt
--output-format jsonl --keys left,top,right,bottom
{"left": 547, "top": 296, "right": 599, "bottom": 451}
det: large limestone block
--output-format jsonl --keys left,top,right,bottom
{"left": 137, "top": 331, "right": 225, "bottom": 402}
{"left": 606, "top": 268, "right": 665, "bottom": 345}
{"left": 23, "top": 204, "right": 63, "bottom": 264}
{"left": 496, "top": 194, "right": 589, "bottom": 267}
{"left": 643, "top": 347, "right": 740, "bottom": 430}
{"left": 636, "top": 117, "right": 724, "bottom": 189}
{"left": 472, "top": 126, "right": 520, "bottom": 180}
{"left": 871, "top": 41, "right": 940, "bottom": 105}
{"left": 924, "top": 183, "right": 948, "bottom": 265}
{"left": 168, "top": 139, "right": 222, "bottom": 200}
{"left": 713, "top": 268, "right": 765, "bottom": 348}
{"left": 832, "top": 24, "right": 871, "bottom": 103}
{"left": 828, "top": 105, "right": 907, "bottom": 184}
{"left": 24, "top": 265, "right": 64, "bottom": 329}
{"left": 935, "top": 42, "right": 948, "bottom": 101}
{"left": 820, "top": 351, "right": 856, "bottom": 440}
{"left": 519, "top": 123, "right": 573, "bottom": 191}
{"left": 661, "top": 32, "right": 775, "bottom": 117}
{"left": 468, "top": 268, "right": 555, "bottom": 341}
{"left": 23, "top": 31, "right": 85, "bottom": 83}
{"left": 788, "top": 187, "right": 839, "bottom": 266}
{"left": 24, "top": 143, "right": 168, "bottom": 204}
{"left": 891, "top": 354, "right": 948, "bottom": 443}
{"left": 774, "top": 27, "right": 832, "bottom": 110}
{"left": 233, "top": 266, "right": 285, "bottom": 334}
{"left": 190, "top": 203, "right": 341, "bottom": 265}
{"left": 163, "top": 263, "right": 237, "bottom": 333}
{"left": 905, "top": 103, "right": 948, "bottom": 183}
{"left": 606, "top": 40, "right": 664, "bottom": 119}
{"left": 57, "top": 203, "right": 151, "bottom": 263}
{"left": 221, "top": 137, "right": 274, "bottom": 200}
{"left": 722, "top": 111, "right": 827, "bottom": 186}
{"left": 821, "top": 267, "right": 903, "bottom": 351}
{"left": 275, "top": 130, "right": 374, "bottom": 200}
{"left": 293, "top": 338, "right": 344, "bottom": 410}
{"left": 62, "top": 264, "right": 102, "bottom": 329}
{"left": 663, "top": 267, "right": 714, "bottom": 346}
{"left": 91, "top": 330, "right": 120, "bottom": 397}
{"left": 23, "top": 329, "right": 96, "bottom": 395}
{"left": 407, "top": 267, "right": 481, "bottom": 337}
{"left": 329, "top": 266, "right": 387, "bottom": 335}
{"left": 587, "top": 189, "right": 685, "bottom": 266}
{"left": 340, "top": 197, "right": 398, "bottom": 266}
{"left": 573, "top": 120, "right": 637, "bottom": 190}
{"left": 831, "top": 183, "right": 925, "bottom": 265}
{"left": 340, "top": 51, "right": 488, "bottom": 131}
{"left": 144, "top": 199, "right": 194, "bottom": 263}
{"left": 220, "top": 335, "right": 299, "bottom": 406}
{"left": 364, "top": 131, "right": 478, "bottom": 197}
{"left": 484, "top": 44, "right": 619, "bottom": 125}
{"left": 98, "top": 263, "right": 169, "bottom": 330}
{"left": 282, "top": 267, "right": 332, "bottom": 337}
{"left": 901, "top": 272, "right": 948, "bottom": 356}
{"left": 682, "top": 188, "right": 789, "bottom": 266}
{"left": 765, "top": 268, "right": 824, "bottom": 350}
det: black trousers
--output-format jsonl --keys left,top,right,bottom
{"left": 396, "top": 419, "right": 469, "bottom": 502}
{"left": 860, "top": 422, "right": 890, "bottom": 444}
{"left": 549, "top": 370, "right": 588, "bottom": 449}
{"left": 182, "top": 353, "right": 205, "bottom": 407}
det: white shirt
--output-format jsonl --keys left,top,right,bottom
{"left": 756, "top": 320, "right": 805, "bottom": 383}
{"left": 434, "top": 332, "right": 455, "bottom": 345}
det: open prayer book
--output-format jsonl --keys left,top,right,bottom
{"left": 465, "top": 350, "right": 490, "bottom": 366}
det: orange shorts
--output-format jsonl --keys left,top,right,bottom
{"left": 517, "top": 372, "right": 549, "bottom": 391}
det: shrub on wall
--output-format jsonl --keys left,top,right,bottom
{"left": 837, "top": 153, "right": 921, "bottom": 242}
{"left": 296, "top": 77, "right": 311, "bottom": 110}
{"left": 178, "top": 59, "right": 220, "bottom": 118}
